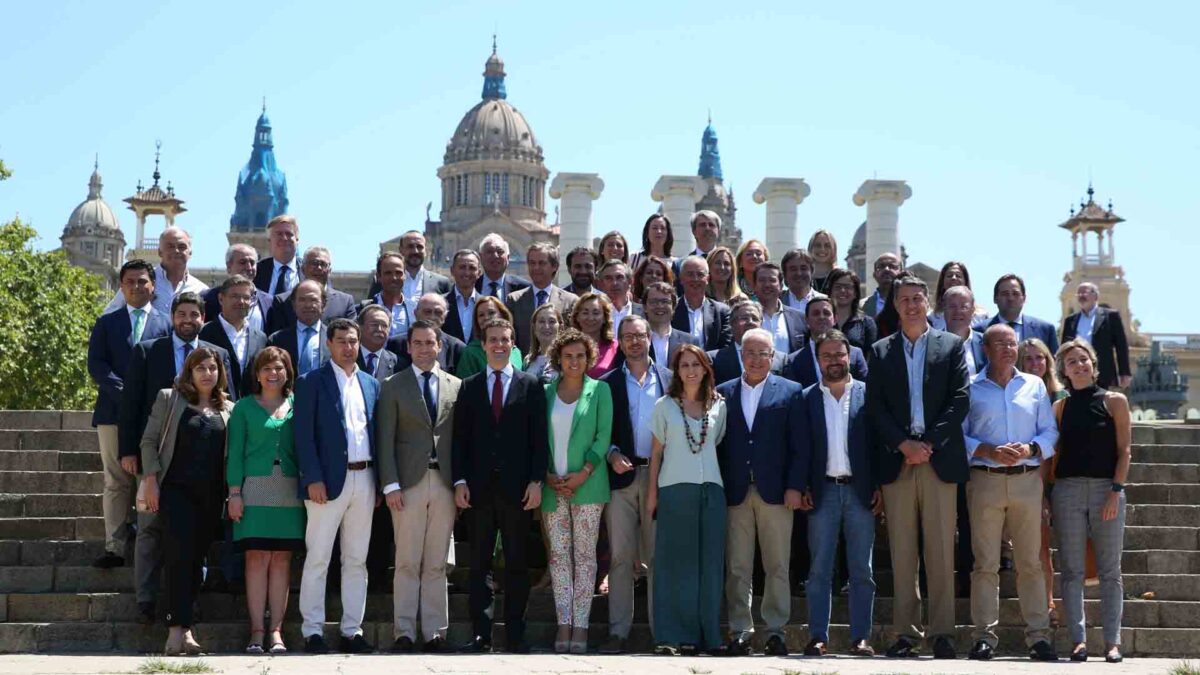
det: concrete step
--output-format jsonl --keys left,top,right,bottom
{"left": 1134, "top": 444, "right": 1200, "bottom": 464}
{"left": 1127, "top": 482, "right": 1200, "bottom": 504}
{"left": 0, "top": 431, "right": 97, "bottom": 453}
{"left": 1133, "top": 424, "right": 1200, "bottom": 446}
{"left": 0, "top": 495, "right": 101, "bottom": 519}
{"left": 1122, "top": 525, "right": 1199, "bottom": 551}
{"left": 0, "top": 518, "right": 104, "bottom": 542}
{"left": 0, "top": 472, "right": 102, "bottom": 496}
{"left": 1121, "top": 550, "right": 1200, "bottom": 574}
{"left": 0, "top": 411, "right": 92, "bottom": 431}
{"left": 0, "top": 451, "right": 100, "bottom": 473}
{"left": 1126, "top": 504, "right": 1200, "bottom": 527}
{"left": 1128, "top": 463, "right": 1200, "bottom": 484}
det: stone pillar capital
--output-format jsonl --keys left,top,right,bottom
{"left": 855, "top": 179, "right": 912, "bottom": 296}
{"left": 752, "top": 178, "right": 811, "bottom": 205}
{"left": 852, "top": 179, "right": 912, "bottom": 207}
{"left": 553, "top": 172, "right": 604, "bottom": 285}
{"left": 652, "top": 175, "right": 709, "bottom": 252}
{"left": 549, "top": 172, "right": 605, "bottom": 200}
{"left": 651, "top": 175, "right": 708, "bottom": 203}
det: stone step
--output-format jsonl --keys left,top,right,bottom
{"left": 0, "top": 431, "right": 97, "bottom": 453}
{"left": 0, "top": 472, "right": 102, "bottom": 496}
{"left": 1127, "top": 482, "right": 1200, "bottom": 504}
{"left": 1128, "top": 463, "right": 1200, "bottom": 484}
{"left": 0, "top": 411, "right": 92, "bottom": 431}
{"left": 1122, "top": 525, "right": 1200, "bottom": 551}
{"left": 1126, "top": 504, "right": 1200, "bottom": 527}
{"left": 0, "top": 495, "right": 101, "bottom": 519}
{"left": 0, "top": 518, "right": 104, "bottom": 542}
{"left": 1133, "top": 424, "right": 1200, "bottom": 446}
{"left": 0, "top": 451, "right": 101, "bottom": 473}
{"left": 1134, "top": 444, "right": 1200, "bottom": 464}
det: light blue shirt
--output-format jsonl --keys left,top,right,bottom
{"left": 620, "top": 363, "right": 664, "bottom": 459}
{"left": 171, "top": 334, "right": 199, "bottom": 377}
{"left": 964, "top": 368, "right": 1059, "bottom": 467}
{"left": 902, "top": 328, "right": 929, "bottom": 435}
{"left": 1075, "top": 307, "right": 1097, "bottom": 345}
{"left": 454, "top": 289, "right": 478, "bottom": 343}
{"left": 297, "top": 320, "right": 321, "bottom": 375}
{"left": 374, "top": 293, "right": 411, "bottom": 340}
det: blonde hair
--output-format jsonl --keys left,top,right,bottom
{"left": 706, "top": 246, "right": 745, "bottom": 302}
{"left": 1018, "top": 338, "right": 1062, "bottom": 397}
{"left": 570, "top": 292, "right": 614, "bottom": 343}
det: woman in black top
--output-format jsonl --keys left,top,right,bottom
{"left": 139, "top": 347, "right": 235, "bottom": 655}
{"left": 827, "top": 268, "right": 877, "bottom": 350}
{"left": 1051, "top": 338, "right": 1132, "bottom": 663}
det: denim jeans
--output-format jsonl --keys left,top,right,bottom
{"left": 806, "top": 482, "right": 876, "bottom": 641}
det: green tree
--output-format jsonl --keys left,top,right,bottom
{"left": 0, "top": 217, "right": 106, "bottom": 409}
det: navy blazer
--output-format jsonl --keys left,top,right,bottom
{"left": 388, "top": 332, "right": 465, "bottom": 375}
{"left": 253, "top": 256, "right": 303, "bottom": 295}
{"left": 800, "top": 379, "right": 876, "bottom": 509}
{"left": 1062, "top": 307, "right": 1130, "bottom": 388}
{"left": 600, "top": 363, "right": 671, "bottom": 491}
{"left": 707, "top": 345, "right": 785, "bottom": 387}
{"left": 357, "top": 348, "right": 399, "bottom": 382}
{"left": 118, "top": 335, "right": 234, "bottom": 460}
{"left": 866, "top": 329, "right": 970, "bottom": 486}
{"left": 716, "top": 374, "right": 807, "bottom": 506}
{"left": 612, "top": 328, "right": 698, "bottom": 371}
{"left": 293, "top": 362, "right": 380, "bottom": 501}
{"left": 671, "top": 297, "right": 733, "bottom": 351}
{"left": 475, "top": 273, "right": 531, "bottom": 303}
{"left": 198, "top": 319, "right": 267, "bottom": 399}
{"left": 986, "top": 313, "right": 1059, "bottom": 354}
{"left": 783, "top": 342, "right": 870, "bottom": 388}
{"left": 201, "top": 286, "right": 271, "bottom": 330}
{"left": 768, "top": 305, "right": 809, "bottom": 354}
{"left": 87, "top": 308, "right": 171, "bottom": 426}
{"left": 265, "top": 286, "right": 358, "bottom": 335}
{"left": 440, "top": 288, "right": 473, "bottom": 344}
{"left": 963, "top": 330, "right": 989, "bottom": 376}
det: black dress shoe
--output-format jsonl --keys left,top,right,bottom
{"left": 458, "top": 636, "right": 491, "bottom": 653}
{"left": 804, "top": 638, "right": 828, "bottom": 656}
{"left": 848, "top": 639, "right": 875, "bottom": 657}
{"left": 764, "top": 634, "right": 788, "bottom": 656}
{"left": 422, "top": 636, "right": 448, "bottom": 653}
{"left": 1070, "top": 644, "right": 1088, "bottom": 662}
{"left": 968, "top": 640, "right": 994, "bottom": 660}
{"left": 1029, "top": 640, "right": 1058, "bottom": 661}
{"left": 885, "top": 637, "right": 918, "bottom": 658}
{"left": 390, "top": 636, "right": 415, "bottom": 653}
{"left": 724, "top": 636, "right": 752, "bottom": 656}
{"left": 933, "top": 636, "right": 956, "bottom": 659}
{"left": 679, "top": 644, "right": 699, "bottom": 656}
{"left": 1105, "top": 646, "right": 1123, "bottom": 663}
{"left": 137, "top": 601, "right": 155, "bottom": 626}
{"left": 93, "top": 552, "right": 125, "bottom": 569}
{"left": 304, "top": 634, "right": 330, "bottom": 654}
{"left": 341, "top": 634, "right": 374, "bottom": 654}
{"left": 507, "top": 641, "right": 531, "bottom": 654}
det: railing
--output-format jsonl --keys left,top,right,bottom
{"left": 1142, "top": 334, "right": 1200, "bottom": 350}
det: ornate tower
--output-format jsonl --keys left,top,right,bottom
{"left": 694, "top": 117, "right": 741, "bottom": 248}
{"left": 124, "top": 142, "right": 185, "bottom": 265}
{"left": 1058, "top": 184, "right": 1138, "bottom": 338}
{"left": 228, "top": 103, "right": 289, "bottom": 257}
{"left": 60, "top": 159, "right": 126, "bottom": 289}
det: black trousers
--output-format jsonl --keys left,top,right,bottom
{"left": 160, "top": 481, "right": 222, "bottom": 627}
{"left": 467, "top": 476, "right": 531, "bottom": 645}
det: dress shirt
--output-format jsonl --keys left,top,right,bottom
{"left": 331, "top": 364, "right": 371, "bottom": 463}
{"left": 486, "top": 364, "right": 515, "bottom": 407}
{"left": 105, "top": 265, "right": 208, "bottom": 316}
{"left": 872, "top": 290, "right": 886, "bottom": 316}
{"left": 960, "top": 331, "right": 980, "bottom": 378}
{"left": 531, "top": 283, "right": 553, "bottom": 309}
{"left": 692, "top": 246, "right": 714, "bottom": 258}
{"left": 268, "top": 258, "right": 299, "bottom": 296}
{"left": 964, "top": 368, "right": 1059, "bottom": 468}
{"left": 381, "top": 365, "right": 441, "bottom": 496}
{"left": 171, "top": 334, "right": 200, "bottom": 377}
{"left": 299, "top": 320, "right": 322, "bottom": 371}
{"left": 999, "top": 313, "right": 1028, "bottom": 341}
{"left": 126, "top": 303, "right": 153, "bottom": 342}
{"left": 218, "top": 314, "right": 250, "bottom": 369}
{"left": 454, "top": 289, "right": 478, "bottom": 342}
{"left": 739, "top": 375, "right": 768, "bottom": 432}
{"left": 819, "top": 379, "right": 853, "bottom": 477}
{"left": 650, "top": 328, "right": 672, "bottom": 367}
{"left": 619, "top": 363, "right": 662, "bottom": 460}
{"left": 783, "top": 287, "right": 818, "bottom": 315}
{"left": 483, "top": 274, "right": 507, "bottom": 301}
{"left": 1076, "top": 307, "right": 1097, "bottom": 344}
{"left": 761, "top": 304, "right": 791, "bottom": 354}
{"left": 902, "top": 327, "right": 930, "bottom": 436}
{"left": 684, "top": 298, "right": 706, "bottom": 344}
{"left": 245, "top": 294, "right": 264, "bottom": 334}
{"left": 611, "top": 297, "right": 634, "bottom": 332}
{"left": 359, "top": 346, "right": 386, "bottom": 377}
{"left": 402, "top": 269, "right": 425, "bottom": 315}
{"left": 374, "top": 293, "right": 411, "bottom": 340}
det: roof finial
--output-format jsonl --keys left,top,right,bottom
{"left": 1087, "top": 180, "right": 1094, "bottom": 202}
{"left": 93, "top": 153, "right": 99, "bottom": 171}
{"left": 152, "top": 139, "right": 162, "bottom": 186}
{"left": 707, "top": 108, "right": 712, "bottom": 125}
{"left": 492, "top": 32, "right": 497, "bottom": 55}
{"left": 262, "top": 95, "right": 267, "bottom": 113}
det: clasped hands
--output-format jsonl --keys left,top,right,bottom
{"left": 982, "top": 442, "right": 1031, "bottom": 466}
{"left": 548, "top": 470, "right": 588, "bottom": 499}
{"left": 899, "top": 439, "right": 933, "bottom": 465}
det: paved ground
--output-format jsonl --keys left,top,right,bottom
{"left": 0, "top": 654, "right": 1194, "bottom": 675}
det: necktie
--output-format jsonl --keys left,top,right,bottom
{"left": 274, "top": 265, "right": 291, "bottom": 296}
{"left": 422, "top": 371, "right": 438, "bottom": 460}
{"left": 489, "top": 281, "right": 500, "bottom": 298}
{"left": 181, "top": 343, "right": 193, "bottom": 373}
{"left": 366, "top": 352, "right": 377, "bottom": 375}
{"left": 536, "top": 290, "right": 547, "bottom": 308}
{"left": 491, "top": 370, "right": 503, "bottom": 423}
{"left": 131, "top": 308, "right": 146, "bottom": 343}
{"left": 299, "top": 327, "right": 314, "bottom": 374}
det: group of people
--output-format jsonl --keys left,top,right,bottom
{"left": 85, "top": 210, "right": 1134, "bottom": 662}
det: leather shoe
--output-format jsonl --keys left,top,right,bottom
{"left": 304, "top": 634, "right": 330, "bottom": 654}
{"left": 340, "top": 634, "right": 373, "bottom": 654}
{"left": 724, "top": 635, "right": 752, "bottom": 656}
{"left": 1105, "top": 646, "right": 1123, "bottom": 663}
{"left": 968, "top": 640, "right": 993, "bottom": 660}
{"left": 1029, "top": 639, "right": 1059, "bottom": 661}
{"left": 422, "top": 636, "right": 448, "bottom": 654}
{"left": 1070, "top": 643, "right": 1088, "bottom": 662}
{"left": 885, "top": 637, "right": 918, "bottom": 658}
{"left": 933, "top": 636, "right": 957, "bottom": 659}
{"left": 598, "top": 634, "right": 626, "bottom": 655}
{"left": 804, "top": 638, "right": 828, "bottom": 656}
{"left": 92, "top": 552, "right": 125, "bottom": 569}
{"left": 458, "top": 636, "right": 491, "bottom": 653}
{"left": 390, "top": 636, "right": 415, "bottom": 653}
{"left": 848, "top": 639, "right": 874, "bottom": 656}
{"left": 764, "top": 634, "right": 788, "bottom": 656}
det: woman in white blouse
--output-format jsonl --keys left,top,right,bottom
{"left": 647, "top": 343, "right": 728, "bottom": 655}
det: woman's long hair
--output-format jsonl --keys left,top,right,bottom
{"left": 1017, "top": 337, "right": 1062, "bottom": 397}
{"left": 175, "top": 347, "right": 229, "bottom": 407}
{"left": 667, "top": 343, "right": 718, "bottom": 403}
{"left": 632, "top": 255, "right": 675, "bottom": 302}
{"left": 472, "top": 296, "right": 514, "bottom": 340}
{"left": 639, "top": 213, "right": 674, "bottom": 258}
{"left": 934, "top": 261, "right": 972, "bottom": 313}
{"left": 705, "top": 246, "right": 744, "bottom": 302}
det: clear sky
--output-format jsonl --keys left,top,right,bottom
{"left": 2, "top": 1, "right": 1197, "bottom": 332}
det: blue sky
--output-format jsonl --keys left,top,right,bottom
{"left": 2, "top": 1, "right": 1197, "bottom": 332}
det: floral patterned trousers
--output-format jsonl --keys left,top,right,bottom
{"left": 544, "top": 501, "right": 604, "bottom": 627}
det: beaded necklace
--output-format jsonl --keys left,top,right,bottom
{"left": 675, "top": 397, "right": 711, "bottom": 454}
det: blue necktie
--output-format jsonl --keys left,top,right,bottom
{"left": 536, "top": 290, "right": 547, "bottom": 308}
{"left": 274, "top": 265, "right": 291, "bottom": 295}
{"left": 489, "top": 281, "right": 500, "bottom": 298}
{"left": 299, "top": 327, "right": 314, "bottom": 374}
{"left": 366, "top": 352, "right": 377, "bottom": 375}
{"left": 422, "top": 371, "right": 438, "bottom": 460}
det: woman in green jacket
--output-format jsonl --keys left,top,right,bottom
{"left": 542, "top": 329, "right": 612, "bottom": 654}
{"left": 455, "top": 296, "right": 524, "bottom": 378}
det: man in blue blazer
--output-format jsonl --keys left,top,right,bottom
{"left": 784, "top": 297, "right": 869, "bottom": 387}
{"left": 987, "top": 273, "right": 1058, "bottom": 354}
{"left": 294, "top": 318, "right": 381, "bottom": 655}
{"left": 87, "top": 260, "right": 171, "bottom": 569}
{"left": 474, "top": 233, "right": 531, "bottom": 303}
{"left": 672, "top": 256, "right": 732, "bottom": 350}
{"left": 198, "top": 275, "right": 267, "bottom": 399}
{"left": 201, "top": 243, "right": 271, "bottom": 333}
{"left": 715, "top": 329, "right": 806, "bottom": 656}
{"left": 799, "top": 329, "right": 882, "bottom": 657}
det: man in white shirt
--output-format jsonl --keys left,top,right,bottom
{"left": 475, "top": 233, "right": 530, "bottom": 302}
{"left": 398, "top": 230, "right": 452, "bottom": 312}
{"left": 755, "top": 261, "right": 807, "bottom": 354}
{"left": 597, "top": 259, "right": 642, "bottom": 333}
{"left": 105, "top": 227, "right": 208, "bottom": 316}
{"left": 199, "top": 275, "right": 266, "bottom": 399}
{"left": 671, "top": 256, "right": 732, "bottom": 350}
{"left": 862, "top": 252, "right": 902, "bottom": 319}
{"left": 689, "top": 210, "right": 721, "bottom": 258}
{"left": 202, "top": 244, "right": 267, "bottom": 333}
{"left": 781, "top": 248, "right": 821, "bottom": 315}
{"left": 943, "top": 286, "right": 987, "bottom": 378}
{"left": 443, "top": 249, "right": 482, "bottom": 344}
{"left": 255, "top": 214, "right": 302, "bottom": 295}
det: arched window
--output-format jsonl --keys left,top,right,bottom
{"left": 502, "top": 173, "right": 510, "bottom": 205}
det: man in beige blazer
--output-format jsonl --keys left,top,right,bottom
{"left": 506, "top": 242, "right": 578, "bottom": 354}
{"left": 376, "top": 319, "right": 462, "bottom": 653}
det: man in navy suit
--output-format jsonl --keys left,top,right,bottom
{"left": 199, "top": 275, "right": 267, "bottom": 399}
{"left": 202, "top": 244, "right": 271, "bottom": 334}
{"left": 452, "top": 318, "right": 547, "bottom": 654}
{"left": 799, "top": 329, "right": 882, "bottom": 657}
{"left": 707, "top": 300, "right": 785, "bottom": 385}
{"left": 294, "top": 318, "right": 381, "bottom": 655}
{"left": 391, "top": 293, "right": 465, "bottom": 375}
{"left": 672, "top": 256, "right": 732, "bottom": 351}
{"left": 87, "top": 260, "right": 172, "bottom": 569}
{"left": 253, "top": 214, "right": 302, "bottom": 295}
{"left": 442, "top": 250, "right": 483, "bottom": 344}
{"left": 266, "top": 280, "right": 329, "bottom": 377}
{"left": 1061, "top": 282, "right": 1131, "bottom": 389}
{"left": 475, "top": 233, "right": 530, "bottom": 303}
{"left": 715, "top": 329, "right": 806, "bottom": 656}
{"left": 755, "top": 262, "right": 807, "bottom": 353}
{"left": 265, "top": 246, "right": 357, "bottom": 334}
{"left": 987, "top": 273, "right": 1058, "bottom": 354}
{"left": 784, "top": 297, "right": 869, "bottom": 387}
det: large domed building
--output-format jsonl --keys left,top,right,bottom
{"left": 59, "top": 160, "right": 125, "bottom": 289}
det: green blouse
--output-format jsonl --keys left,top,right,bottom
{"left": 226, "top": 395, "right": 298, "bottom": 488}
{"left": 455, "top": 339, "right": 524, "bottom": 380}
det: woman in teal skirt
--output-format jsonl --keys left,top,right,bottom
{"left": 647, "top": 344, "right": 728, "bottom": 655}
{"left": 226, "top": 346, "right": 305, "bottom": 654}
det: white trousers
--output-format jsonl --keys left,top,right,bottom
{"left": 300, "top": 468, "right": 376, "bottom": 638}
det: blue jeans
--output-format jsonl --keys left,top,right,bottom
{"left": 807, "top": 482, "right": 876, "bottom": 641}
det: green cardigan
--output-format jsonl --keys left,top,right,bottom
{"left": 226, "top": 395, "right": 298, "bottom": 487}
{"left": 455, "top": 340, "right": 524, "bottom": 380}
{"left": 542, "top": 377, "right": 612, "bottom": 511}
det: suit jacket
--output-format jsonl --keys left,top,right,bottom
{"left": 614, "top": 328, "right": 698, "bottom": 371}
{"left": 201, "top": 286, "right": 272, "bottom": 330}
{"left": 451, "top": 368, "right": 548, "bottom": 504}
{"left": 765, "top": 305, "right": 809, "bottom": 354}
{"left": 366, "top": 267, "right": 453, "bottom": 300}
{"left": 198, "top": 319, "right": 267, "bottom": 399}
{"left": 139, "top": 388, "right": 234, "bottom": 481}
{"left": 800, "top": 379, "right": 876, "bottom": 509}
{"left": 707, "top": 345, "right": 785, "bottom": 387}
{"left": 87, "top": 307, "right": 171, "bottom": 426}
{"left": 962, "top": 330, "right": 989, "bottom": 376}
{"left": 715, "top": 374, "right": 806, "bottom": 506}
{"left": 476, "top": 273, "right": 531, "bottom": 303}
{"left": 387, "top": 332, "right": 465, "bottom": 375}
{"left": 541, "top": 377, "right": 613, "bottom": 510}
{"left": 376, "top": 365, "right": 460, "bottom": 490}
{"left": 506, "top": 285, "right": 578, "bottom": 355}
{"left": 987, "top": 313, "right": 1059, "bottom": 354}
{"left": 266, "top": 323, "right": 331, "bottom": 377}
{"left": 357, "top": 348, "right": 399, "bottom": 382}
{"left": 253, "top": 256, "right": 303, "bottom": 295}
{"left": 118, "top": 335, "right": 233, "bottom": 460}
{"left": 600, "top": 363, "right": 671, "bottom": 491}
{"left": 265, "top": 286, "right": 358, "bottom": 335}
{"left": 783, "top": 342, "right": 870, "bottom": 388}
{"left": 671, "top": 297, "right": 733, "bottom": 351}
{"left": 441, "top": 288, "right": 474, "bottom": 344}
{"left": 293, "top": 362, "right": 380, "bottom": 500}
{"left": 861, "top": 290, "right": 886, "bottom": 319}
{"left": 1061, "top": 307, "right": 1130, "bottom": 388}
{"left": 866, "top": 329, "right": 970, "bottom": 486}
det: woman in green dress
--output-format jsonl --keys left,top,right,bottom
{"left": 226, "top": 346, "right": 305, "bottom": 654}
{"left": 455, "top": 295, "right": 524, "bottom": 378}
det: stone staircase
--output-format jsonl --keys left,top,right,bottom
{"left": 0, "top": 410, "right": 1198, "bottom": 655}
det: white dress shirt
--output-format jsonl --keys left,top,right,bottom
{"left": 650, "top": 328, "right": 672, "bottom": 367}
{"left": 125, "top": 303, "right": 154, "bottom": 342}
{"left": 783, "top": 287, "right": 818, "bottom": 315}
{"left": 218, "top": 314, "right": 249, "bottom": 369}
{"left": 106, "top": 265, "right": 209, "bottom": 316}
{"left": 761, "top": 304, "right": 791, "bottom": 354}
{"left": 611, "top": 298, "right": 634, "bottom": 332}
{"left": 1076, "top": 307, "right": 1098, "bottom": 345}
{"left": 819, "top": 381, "right": 853, "bottom": 477}
{"left": 331, "top": 364, "right": 371, "bottom": 463}
{"left": 739, "top": 375, "right": 768, "bottom": 432}
{"left": 685, "top": 298, "right": 706, "bottom": 345}
{"left": 402, "top": 269, "right": 426, "bottom": 315}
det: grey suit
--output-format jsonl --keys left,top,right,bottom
{"left": 375, "top": 365, "right": 461, "bottom": 641}
{"left": 506, "top": 285, "right": 578, "bottom": 355}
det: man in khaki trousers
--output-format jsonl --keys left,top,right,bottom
{"left": 376, "top": 320, "right": 461, "bottom": 653}
{"left": 963, "top": 324, "right": 1060, "bottom": 661}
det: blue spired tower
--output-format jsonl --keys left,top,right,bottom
{"left": 695, "top": 115, "right": 741, "bottom": 247}
{"left": 229, "top": 104, "right": 289, "bottom": 242}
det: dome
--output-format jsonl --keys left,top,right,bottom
{"left": 445, "top": 94, "right": 542, "bottom": 164}
{"left": 64, "top": 165, "right": 122, "bottom": 237}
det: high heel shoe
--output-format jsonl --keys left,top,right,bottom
{"left": 182, "top": 629, "right": 203, "bottom": 655}
{"left": 569, "top": 627, "right": 588, "bottom": 654}
{"left": 554, "top": 625, "right": 571, "bottom": 654}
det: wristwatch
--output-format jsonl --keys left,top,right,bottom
{"left": 1111, "top": 482, "right": 1125, "bottom": 493}
{"left": 1028, "top": 442, "right": 1042, "bottom": 457}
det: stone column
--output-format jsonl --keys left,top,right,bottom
{"left": 853, "top": 180, "right": 912, "bottom": 295}
{"left": 753, "top": 178, "right": 811, "bottom": 260}
{"left": 651, "top": 175, "right": 708, "bottom": 253}
{"left": 549, "top": 172, "right": 605, "bottom": 286}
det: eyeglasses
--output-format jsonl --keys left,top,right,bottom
{"left": 742, "top": 350, "right": 774, "bottom": 360}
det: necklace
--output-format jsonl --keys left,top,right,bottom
{"left": 675, "top": 397, "right": 710, "bottom": 454}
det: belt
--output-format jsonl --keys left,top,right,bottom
{"left": 825, "top": 475, "right": 853, "bottom": 485}
{"left": 428, "top": 460, "right": 440, "bottom": 470}
{"left": 631, "top": 457, "right": 650, "bottom": 467}
{"left": 347, "top": 461, "right": 373, "bottom": 471}
{"left": 972, "top": 464, "right": 1039, "bottom": 475}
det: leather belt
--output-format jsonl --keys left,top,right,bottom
{"left": 428, "top": 461, "right": 440, "bottom": 470}
{"left": 347, "top": 461, "right": 373, "bottom": 471}
{"left": 825, "top": 475, "right": 853, "bottom": 485}
{"left": 631, "top": 457, "right": 650, "bottom": 467}
{"left": 972, "top": 464, "right": 1039, "bottom": 475}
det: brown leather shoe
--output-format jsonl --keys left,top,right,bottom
{"left": 848, "top": 639, "right": 875, "bottom": 656}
